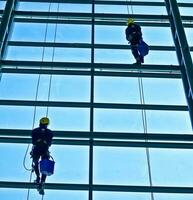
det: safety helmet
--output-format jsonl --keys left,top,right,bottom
{"left": 40, "top": 117, "right": 50, "bottom": 125}
{"left": 127, "top": 18, "right": 134, "bottom": 25}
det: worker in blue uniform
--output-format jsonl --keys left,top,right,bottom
{"left": 30, "top": 117, "right": 53, "bottom": 195}
{"left": 125, "top": 18, "right": 144, "bottom": 65}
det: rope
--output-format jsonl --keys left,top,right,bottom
{"left": 26, "top": 171, "right": 33, "bottom": 200}
{"left": 46, "top": 3, "right": 60, "bottom": 118}
{"left": 24, "top": 2, "right": 52, "bottom": 200}
{"left": 125, "top": 1, "right": 154, "bottom": 199}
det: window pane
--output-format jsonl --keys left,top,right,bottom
{"left": 146, "top": 111, "right": 192, "bottom": 134}
{"left": 94, "top": 109, "right": 144, "bottom": 132}
{"left": 0, "top": 74, "right": 38, "bottom": 100}
{"left": 94, "top": 192, "right": 151, "bottom": 200}
{"left": 143, "top": 78, "right": 186, "bottom": 105}
{"left": 0, "top": 189, "right": 88, "bottom": 200}
{"left": 0, "top": 144, "right": 30, "bottom": 181}
{"left": 49, "top": 145, "right": 89, "bottom": 184}
{"left": 94, "top": 77, "right": 140, "bottom": 104}
{"left": 94, "top": 147, "right": 150, "bottom": 185}
{"left": 0, "top": 106, "right": 34, "bottom": 129}
{"left": 50, "top": 75, "right": 90, "bottom": 102}
{"left": 150, "top": 149, "right": 193, "bottom": 186}
{"left": 49, "top": 107, "right": 90, "bottom": 131}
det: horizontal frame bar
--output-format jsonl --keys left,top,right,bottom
{"left": 0, "top": 129, "right": 192, "bottom": 142}
{"left": 18, "top": 0, "right": 193, "bottom": 8}
{"left": 1, "top": 67, "right": 181, "bottom": 79}
{"left": 1, "top": 136, "right": 193, "bottom": 149}
{"left": 1, "top": 181, "right": 193, "bottom": 193}
{"left": 1, "top": 60, "right": 180, "bottom": 71}
{"left": 8, "top": 41, "right": 178, "bottom": 51}
{"left": 0, "top": 100, "right": 188, "bottom": 110}
{"left": 14, "top": 17, "right": 193, "bottom": 28}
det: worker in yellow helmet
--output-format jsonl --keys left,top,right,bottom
{"left": 30, "top": 117, "right": 53, "bottom": 195}
{"left": 125, "top": 18, "right": 144, "bottom": 65}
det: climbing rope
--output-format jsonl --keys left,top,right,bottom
{"left": 23, "top": 2, "right": 53, "bottom": 200}
{"left": 126, "top": 1, "right": 154, "bottom": 200}
{"left": 46, "top": 3, "right": 60, "bottom": 118}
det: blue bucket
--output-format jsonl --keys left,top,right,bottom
{"left": 138, "top": 40, "right": 149, "bottom": 57}
{"left": 40, "top": 159, "right": 55, "bottom": 176}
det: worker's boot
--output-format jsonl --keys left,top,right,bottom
{"left": 140, "top": 55, "right": 144, "bottom": 63}
{"left": 38, "top": 182, "right": 45, "bottom": 195}
{"left": 133, "top": 57, "right": 141, "bottom": 65}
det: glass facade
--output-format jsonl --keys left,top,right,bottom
{"left": 0, "top": 0, "right": 193, "bottom": 200}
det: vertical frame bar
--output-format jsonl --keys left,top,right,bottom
{"left": 165, "top": 0, "right": 193, "bottom": 129}
{"left": 89, "top": 1, "right": 95, "bottom": 200}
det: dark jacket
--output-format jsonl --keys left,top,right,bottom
{"left": 32, "top": 125, "right": 53, "bottom": 148}
{"left": 125, "top": 23, "right": 142, "bottom": 45}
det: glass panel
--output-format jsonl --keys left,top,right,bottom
{"left": 179, "top": 7, "right": 193, "bottom": 15}
{"left": 0, "top": 144, "right": 31, "bottom": 181}
{"left": 0, "top": 1, "right": 6, "bottom": 9}
{"left": 94, "top": 76, "right": 140, "bottom": 104}
{"left": 54, "top": 48, "right": 91, "bottom": 62}
{"left": 185, "top": 28, "right": 193, "bottom": 46}
{"left": 11, "top": 23, "right": 46, "bottom": 42}
{"left": 94, "top": 192, "right": 151, "bottom": 200}
{"left": 95, "top": 25, "right": 127, "bottom": 45}
{"left": 95, "top": 50, "right": 178, "bottom": 65}
{"left": 94, "top": 147, "right": 150, "bottom": 185}
{"left": 6, "top": 47, "right": 91, "bottom": 62}
{"left": 18, "top": 2, "right": 51, "bottom": 11}
{"left": 49, "top": 107, "right": 90, "bottom": 131}
{"left": 0, "top": 189, "right": 88, "bottom": 200}
{"left": 0, "top": 74, "right": 38, "bottom": 100}
{"left": 6, "top": 46, "right": 43, "bottom": 61}
{"left": 59, "top": 3, "right": 91, "bottom": 13}
{"left": 56, "top": 24, "right": 91, "bottom": 43}
{"left": 155, "top": 193, "right": 193, "bottom": 200}
{"left": 150, "top": 149, "right": 193, "bottom": 186}
{"left": 143, "top": 78, "right": 187, "bottom": 105}
{"left": 50, "top": 75, "right": 90, "bottom": 102}
{"left": 94, "top": 109, "right": 144, "bottom": 133}
{"left": 95, "top": 5, "right": 166, "bottom": 15}
{"left": 146, "top": 111, "right": 192, "bottom": 134}
{"left": 0, "top": 106, "right": 34, "bottom": 129}
{"left": 49, "top": 145, "right": 89, "bottom": 184}
{"left": 143, "top": 27, "right": 174, "bottom": 46}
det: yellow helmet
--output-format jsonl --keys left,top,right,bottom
{"left": 40, "top": 117, "right": 50, "bottom": 125}
{"left": 127, "top": 18, "right": 134, "bottom": 25}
